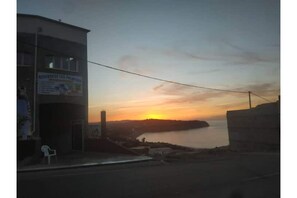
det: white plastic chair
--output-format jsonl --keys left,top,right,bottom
{"left": 41, "top": 145, "right": 57, "bottom": 165}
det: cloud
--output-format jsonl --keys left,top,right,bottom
{"left": 216, "top": 101, "right": 249, "bottom": 110}
{"left": 162, "top": 49, "right": 220, "bottom": 61}
{"left": 153, "top": 83, "right": 165, "bottom": 91}
{"left": 161, "top": 91, "right": 234, "bottom": 105}
{"left": 188, "top": 69, "right": 221, "bottom": 75}
{"left": 116, "top": 55, "right": 153, "bottom": 77}
{"left": 245, "top": 83, "right": 277, "bottom": 92}
{"left": 152, "top": 83, "right": 231, "bottom": 105}
{"left": 222, "top": 41, "right": 280, "bottom": 65}
{"left": 152, "top": 82, "right": 279, "bottom": 106}
{"left": 236, "top": 82, "right": 280, "bottom": 96}
{"left": 153, "top": 83, "right": 196, "bottom": 96}
{"left": 117, "top": 55, "right": 139, "bottom": 70}
{"left": 139, "top": 46, "right": 220, "bottom": 62}
{"left": 139, "top": 42, "right": 279, "bottom": 66}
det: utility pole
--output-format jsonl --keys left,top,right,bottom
{"left": 33, "top": 27, "right": 42, "bottom": 137}
{"left": 248, "top": 91, "right": 252, "bottom": 109}
{"left": 101, "top": 111, "right": 106, "bottom": 138}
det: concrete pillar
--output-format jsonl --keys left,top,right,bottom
{"left": 248, "top": 91, "right": 252, "bottom": 109}
{"left": 101, "top": 111, "right": 106, "bottom": 138}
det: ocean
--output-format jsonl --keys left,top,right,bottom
{"left": 137, "top": 119, "right": 229, "bottom": 149}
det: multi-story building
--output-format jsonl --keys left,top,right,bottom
{"left": 17, "top": 14, "right": 90, "bottom": 155}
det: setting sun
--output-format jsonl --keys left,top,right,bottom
{"left": 145, "top": 113, "right": 164, "bottom": 120}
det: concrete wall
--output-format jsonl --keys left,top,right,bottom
{"left": 227, "top": 101, "right": 280, "bottom": 151}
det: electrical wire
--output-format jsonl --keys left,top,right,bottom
{"left": 88, "top": 60, "right": 248, "bottom": 93}
{"left": 18, "top": 40, "right": 248, "bottom": 94}
{"left": 19, "top": 40, "right": 279, "bottom": 98}
{"left": 251, "top": 92, "right": 273, "bottom": 103}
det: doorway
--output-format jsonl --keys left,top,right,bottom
{"left": 72, "top": 120, "right": 83, "bottom": 151}
{"left": 39, "top": 103, "right": 85, "bottom": 153}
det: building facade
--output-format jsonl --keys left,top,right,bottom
{"left": 17, "top": 14, "right": 90, "bottom": 154}
{"left": 227, "top": 100, "right": 280, "bottom": 151}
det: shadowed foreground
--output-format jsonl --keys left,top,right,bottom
{"left": 18, "top": 152, "right": 279, "bottom": 198}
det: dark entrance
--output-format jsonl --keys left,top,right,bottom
{"left": 72, "top": 121, "right": 83, "bottom": 150}
{"left": 39, "top": 103, "right": 85, "bottom": 153}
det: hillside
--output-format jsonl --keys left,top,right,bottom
{"left": 101, "top": 119, "right": 209, "bottom": 139}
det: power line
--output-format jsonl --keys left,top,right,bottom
{"left": 88, "top": 61, "right": 248, "bottom": 93}
{"left": 251, "top": 92, "right": 273, "bottom": 103}
{"left": 19, "top": 40, "right": 280, "bottom": 98}
{"left": 19, "top": 40, "right": 248, "bottom": 94}
{"left": 261, "top": 89, "right": 280, "bottom": 93}
{"left": 19, "top": 40, "right": 281, "bottom": 106}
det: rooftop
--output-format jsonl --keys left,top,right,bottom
{"left": 17, "top": 13, "right": 90, "bottom": 33}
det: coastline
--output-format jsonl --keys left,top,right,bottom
{"left": 106, "top": 119, "right": 210, "bottom": 139}
{"left": 136, "top": 121, "right": 229, "bottom": 149}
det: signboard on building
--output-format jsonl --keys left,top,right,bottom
{"left": 38, "top": 72, "right": 82, "bottom": 96}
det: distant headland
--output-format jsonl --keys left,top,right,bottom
{"left": 95, "top": 119, "right": 209, "bottom": 139}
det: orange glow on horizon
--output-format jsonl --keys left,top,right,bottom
{"left": 88, "top": 106, "right": 229, "bottom": 123}
{"left": 87, "top": 91, "right": 271, "bottom": 123}
{"left": 143, "top": 113, "right": 165, "bottom": 120}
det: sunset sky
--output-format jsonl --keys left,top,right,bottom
{"left": 17, "top": 0, "right": 280, "bottom": 122}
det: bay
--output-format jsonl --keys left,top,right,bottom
{"left": 137, "top": 119, "right": 229, "bottom": 148}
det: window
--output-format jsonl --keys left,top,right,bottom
{"left": 45, "top": 56, "right": 54, "bottom": 69}
{"left": 69, "top": 58, "right": 78, "bottom": 72}
{"left": 54, "top": 57, "right": 61, "bottom": 69}
{"left": 61, "top": 57, "right": 69, "bottom": 70}
{"left": 17, "top": 52, "right": 33, "bottom": 66}
{"left": 45, "top": 55, "right": 78, "bottom": 72}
